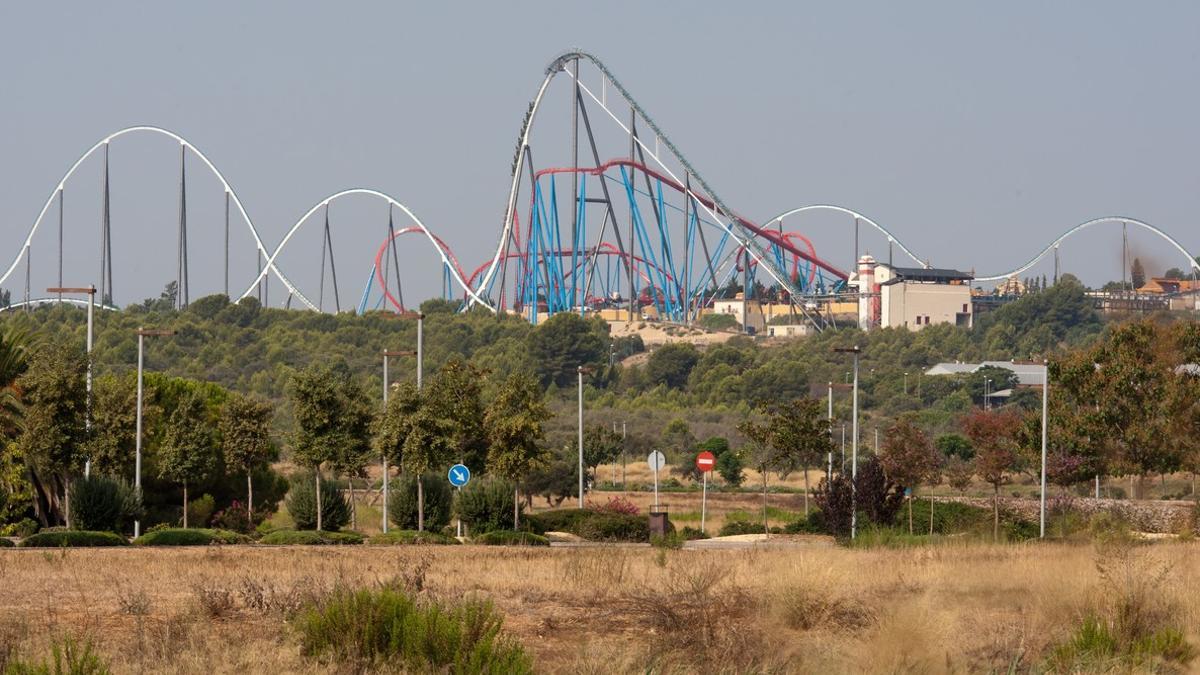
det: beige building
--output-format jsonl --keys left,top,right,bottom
{"left": 852, "top": 257, "right": 973, "bottom": 331}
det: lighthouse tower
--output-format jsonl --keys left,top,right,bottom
{"left": 856, "top": 255, "right": 877, "bottom": 330}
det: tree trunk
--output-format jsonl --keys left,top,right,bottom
{"left": 908, "top": 495, "right": 913, "bottom": 535}
{"left": 247, "top": 471, "right": 254, "bottom": 528}
{"left": 762, "top": 469, "right": 769, "bottom": 537}
{"left": 929, "top": 494, "right": 934, "bottom": 536}
{"left": 417, "top": 477, "right": 425, "bottom": 532}
{"left": 183, "top": 481, "right": 189, "bottom": 528}
{"left": 992, "top": 483, "right": 999, "bottom": 542}
{"left": 64, "top": 477, "right": 71, "bottom": 530}
{"left": 348, "top": 475, "right": 357, "bottom": 530}
{"left": 315, "top": 469, "right": 323, "bottom": 532}
{"left": 803, "top": 467, "right": 810, "bottom": 516}
{"left": 514, "top": 485, "right": 520, "bottom": 531}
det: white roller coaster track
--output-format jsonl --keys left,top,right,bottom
{"left": 0, "top": 126, "right": 303, "bottom": 304}
{"left": 247, "top": 188, "right": 494, "bottom": 312}
{"left": 765, "top": 206, "right": 1198, "bottom": 283}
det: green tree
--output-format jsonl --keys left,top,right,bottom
{"left": 84, "top": 374, "right": 140, "bottom": 478}
{"left": 220, "top": 394, "right": 275, "bottom": 526}
{"left": 15, "top": 340, "right": 89, "bottom": 527}
{"left": 645, "top": 343, "right": 699, "bottom": 389}
{"left": 289, "top": 362, "right": 374, "bottom": 531}
{"left": 376, "top": 381, "right": 452, "bottom": 531}
{"left": 527, "top": 313, "right": 607, "bottom": 388}
{"left": 582, "top": 424, "right": 623, "bottom": 488}
{"left": 157, "top": 392, "right": 219, "bottom": 527}
{"left": 1130, "top": 257, "right": 1146, "bottom": 289}
{"left": 485, "top": 373, "right": 551, "bottom": 529}
{"left": 423, "top": 358, "right": 488, "bottom": 471}
{"left": 761, "top": 398, "right": 834, "bottom": 516}
{"left": 934, "top": 433, "right": 973, "bottom": 461}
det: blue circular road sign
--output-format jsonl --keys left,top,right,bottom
{"left": 448, "top": 464, "right": 471, "bottom": 487}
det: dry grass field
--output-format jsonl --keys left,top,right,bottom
{"left": 1, "top": 538, "right": 1198, "bottom": 673}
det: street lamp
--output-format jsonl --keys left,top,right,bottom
{"left": 834, "top": 346, "right": 861, "bottom": 539}
{"left": 577, "top": 365, "right": 594, "bottom": 508}
{"left": 903, "top": 372, "right": 908, "bottom": 396}
{"left": 379, "top": 312, "right": 423, "bottom": 534}
{"left": 1039, "top": 359, "right": 1049, "bottom": 538}
{"left": 48, "top": 286, "right": 96, "bottom": 476}
{"left": 134, "top": 327, "right": 175, "bottom": 538}
{"left": 984, "top": 378, "right": 992, "bottom": 411}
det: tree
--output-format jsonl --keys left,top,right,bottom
{"left": 736, "top": 417, "right": 773, "bottom": 534}
{"left": 157, "top": 392, "right": 219, "bottom": 527}
{"left": 220, "top": 394, "right": 274, "bottom": 526}
{"left": 422, "top": 358, "right": 488, "bottom": 472}
{"left": 15, "top": 340, "right": 89, "bottom": 527}
{"left": 762, "top": 398, "right": 834, "bottom": 515}
{"left": 375, "top": 380, "right": 451, "bottom": 531}
{"left": 84, "top": 374, "right": 140, "bottom": 478}
{"left": 528, "top": 313, "right": 608, "bottom": 388}
{"left": 935, "top": 433, "right": 973, "bottom": 461}
{"left": 289, "top": 362, "right": 374, "bottom": 531}
{"left": 582, "top": 425, "right": 622, "bottom": 488}
{"left": 716, "top": 450, "right": 745, "bottom": 487}
{"left": 1131, "top": 257, "right": 1146, "bottom": 289}
{"left": 879, "top": 420, "right": 942, "bottom": 533}
{"left": 961, "top": 409, "right": 1021, "bottom": 540}
{"left": 645, "top": 343, "right": 700, "bottom": 389}
{"left": 485, "top": 373, "right": 551, "bottom": 529}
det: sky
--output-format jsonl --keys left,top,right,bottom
{"left": 1, "top": 2, "right": 1198, "bottom": 307}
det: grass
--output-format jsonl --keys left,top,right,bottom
{"left": 3, "top": 532, "right": 1200, "bottom": 672}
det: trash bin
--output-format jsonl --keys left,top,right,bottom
{"left": 649, "top": 505, "right": 670, "bottom": 537}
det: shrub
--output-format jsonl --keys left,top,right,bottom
{"left": 388, "top": 473, "right": 453, "bottom": 532}
{"left": 719, "top": 520, "right": 765, "bottom": 537}
{"left": 651, "top": 532, "right": 685, "bottom": 549}
{"left": 524, "top": 508, "right": 592, "bottom": 534}
{"left": 68, "top": 474, "right": 143, "bottom": 533}
{"left": 526, "top": 509, "right": 649, "bottom": 542}
{"left": 716, "top": 451, "right": 744, "bottom": 487}
{"left": 680, "top": 526, "right": 709, "bottom": 540}
{"left": 0, "top": 537, "right": 13, "bottom": 547}
{"left": 259, "top": 529, "right": 364, "bottom": 546}
{"left": 210, "top": 500, "right": 272, "bottom": 534}
{"left": 455, "top": 477, "right": 519, "bottom": 534}
{"left": 133, "top": 528, "right": 250, "bottom": 546}
{"left": 1, "top": 517, "right": 39, "bottom": 538}
{"left": 3, "top": 637, "right": 109, "bottom": 674}
{"left": 590, "top": 495, "right": 639, "bottom": 515}
{"left": 292, "top": 586, "right": 531, "bottom": 672}
{"left": 473, "top": 531, "right": 549, "bottom": 547}
{"left": 368, "top": 530, "right": 460, "bottom": 546}
{"left": 21, "top": 530, "right": 128, "bottom": 547}
{"left": 186, "top": 494, "right": 216, "bottom": 528}
{"left": 286, "top": 474, "right": 351, "bottom": 532}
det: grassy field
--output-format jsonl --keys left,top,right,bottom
{"left": 1, "top": 538, "right": 1197, "bottom": 673}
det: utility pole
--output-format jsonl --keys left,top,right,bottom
{"left": 49, "top": 286, "right": 96, "bottom": 475}
{"left": 576, "top": 366, "right": 592, "bottom": 507}
{"left": 1039, "top": 359, "right": 1049, "bottom": 538}
{"left": 834, "top": 346, "right": 861, "bottom": 539}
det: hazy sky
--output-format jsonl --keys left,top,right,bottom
{"left": 2, "top": 2, "right": 1198, "bottom": 306}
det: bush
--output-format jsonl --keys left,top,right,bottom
{"left": 455, "top": 477, "right": 519, "bottom": 534}
{"left": 473, "top": 531, "right": 549, "bottom": 547}
{"left": 651, "top": 532, "right": 685, "bottom": 549}
{"left": 0, "top": 537, "right": 13, "bottom": 547}
{"left": 68, "top": 474, "right": 143, "bottom": 533}
{"left": 525, "top": 508, "right": 649, "bottom": 542}
{"left": 186, "top": 494, "right": 216, "bottom": 528}
{"left": 210, "top": 500, "right": 272, "bottom": 534}
{"left": 716, "top": 451, "right": 744, "bottom": 487}
{"left": 368, "top": 530, "right": 460, "bottom": 546}
{"left": 286, "top": 473, "right": 351, "bottom": 532}
{"left": 259, "top": 529, "right": 364, "bottom": 546}
{"left": 133, "top": 528, "right": 250, "bottom": 546}
{"left": 388, "top": 473, "right": 453, "bottom": 532}
{"left": 292, "top": 586, "right": 531, "bottom": 672}
{"left": 680, "top": 526, "right": 709, "bottom": 540}
{"left": 524, "top": 508, "right": 592, "bottom": 534}
{"left": 21, "top": 530, "right": 128, "bottom": 547}
{"left": 590, "top": 495, "right": 639, "bottom": 515}
{"left": 3, "top": 637, "right": 109, "bottom": 674}
{"left": 719, "top": 520, "right": 765, "bottom": 537}
{"left": 1, "top": 517, "right": 38, "bottom": 538}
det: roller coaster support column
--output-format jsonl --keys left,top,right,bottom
{"left": 571, "top": 57, "right": 580, "bottom": 313}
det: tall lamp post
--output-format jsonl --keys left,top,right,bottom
{"left": 577, "top": 365, "right": 594, "bottom": 508}
{"left": 48, "top": 286, "right": 96, "bottom": 476}
{"left": 834, "top": 346, "right": 861, "bottom": 539}
{"left": 379, "top": 312, "right": 423, "bottom": 534}
{"left": 134, "top": 327, "right": 175, "bottom": 538}
{"left": 1039, "top": 359, "right": 1049, "bottom": 538}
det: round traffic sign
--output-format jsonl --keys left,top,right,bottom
{"left": 696, "top": 451, "right": 716, "bottom": 473}
{"left": 448, "top": 463, "right": 471, "bottom": 487}
{"left": 647, "top": 451, "right": 666, "bottom": 473}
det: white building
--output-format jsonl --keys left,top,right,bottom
{"left": 850, "top": 256, "right": 973, "bottom": 331}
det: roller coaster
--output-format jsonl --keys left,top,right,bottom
{"left": 2, "top": 51, "right": 1197, "bottom": 330}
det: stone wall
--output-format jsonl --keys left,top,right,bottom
{"left": 940, "top": 496, "right": 1196, "bottom": 534}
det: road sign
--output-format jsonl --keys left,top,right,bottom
{"left": 448, "top": 464, "right": 471, "bottom": 487}
{"left": 696, "top": 451, "right": 716, "bottom": 473}
{"left": 647, "top": 451, "right": 666, "bottom": 472}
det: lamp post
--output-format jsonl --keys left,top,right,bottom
{"left": 984, "top": 378, "right": 992, "bottom": 411}
{"left": 380, "top": 312, "right": 423, "bottom": 534}
{"left": 48, "top": 286, "right": 96, "bottom": 476}
{"left": 134, "top": 327, "right": 175, "bottom": 538}
{"left": 1039, "top": 359, "right": 1049, "bottom": 538}
{"left": 827, "top": 382, "right": 833, "bottom": 479}
{"left": 904, "top": 372, "right": 908, "bottom": 396}
{"left": 577, "top": 365, "right": 594, "bottom": 508}
{"left": 834, "top": 346, "right": 861, "bottom": 539}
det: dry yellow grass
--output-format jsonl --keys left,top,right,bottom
{"left": 1, "top": 539, "right": 1197, "bottom": 673}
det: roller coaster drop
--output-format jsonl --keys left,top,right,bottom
{"left": 2, "top": 52, "right": 1197, "bottom": 328}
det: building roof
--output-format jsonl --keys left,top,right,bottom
{"left": 881, "top": 265, "right": 974, "bottom": 284}
{"left": 1137, "top": 278, "right": 1198, "bottom": 295}
{"left": 925, "top": 360, "right": 1046, "bottom": 386}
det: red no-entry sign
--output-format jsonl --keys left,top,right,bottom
{"left": 696, "top": 451, "right": 716, "bottom": 472}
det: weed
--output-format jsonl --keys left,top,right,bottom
{"left": 4, "top": 637, "right": 109, "bottom": 675}
{"left": 192, "top": 580, "right": 236, "bottom": 619}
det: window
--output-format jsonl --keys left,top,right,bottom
{"left": 962, "top": 303, "right": 968, "bottom": 313}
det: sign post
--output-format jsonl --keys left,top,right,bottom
{"left": 696, "top": 451, "right": 716, "bottom": 533}
{"left": 448, "top": 464, "right": 470, "bottom": 537}
{"left": 647, "top": 451, "right": 666, "bottom": 509}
